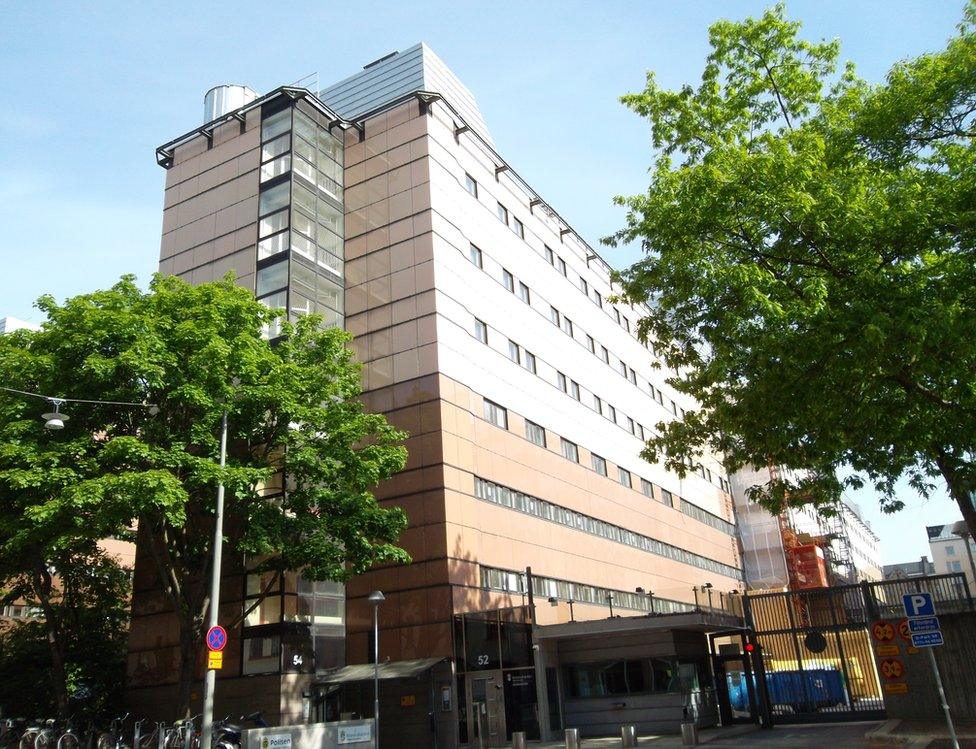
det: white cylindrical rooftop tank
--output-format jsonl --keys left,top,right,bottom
{"left": 204, "top": 85, "right": 258, "bottom": 122}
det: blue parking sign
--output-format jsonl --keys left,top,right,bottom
{"left": 902, "top": 592, "right": 935, "bottom": 617}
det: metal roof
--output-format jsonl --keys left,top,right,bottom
{"left": 316, "top": 657, "right": 447, "bottom": 684}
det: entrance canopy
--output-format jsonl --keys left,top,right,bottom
{"left": 534, "top": 610, "right": 745, "bottom": 640}
{"left": 316, "top": 657, "right": 447, "bottom": 684}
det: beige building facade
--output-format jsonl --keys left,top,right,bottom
{"left": 135, "top": 46, "right": 743, "bottom": 744}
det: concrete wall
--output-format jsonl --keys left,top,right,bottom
{"left": 880, "top": 611, "right": 976, "bottom": 721}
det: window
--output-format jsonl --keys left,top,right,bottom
{"left": 508, "top": 340, "right": 520, "bottom": 364}
{"left": 557, "top": 372, "right": 568, "bottom": 393}
{"left": 512, "top": 217, "right": 524, "bottom": 239}
{"left": 641, "top": 479, "right": 655, "bottom": 499}
{"left": 947, "top": 545, "right": 957, "bottom": 556}
{"left": 256, "top": 261, "right": 288, "bottom": 296}
{"left": 593, "top": 395, "right": 602, "bottom": 415}
{"left": 561, "top": 439, "right": 579, "bottom": 463}
{"left": 619, "top": 361, "right": 627, "bottom": 377}
{"left": 951, "top": 561, "right": 963, "bottom": 572}
{"left": 656, "top": 391, "right": 664, "bottom": 405}
{"left": 545, "top": 246, "right": 554, "bottom": 265}
{"left": 526, "top": 421, "right": 546, "bottom": 447}
{"left": 594, "top": 290, "right": 602, "bottom": 308}
{"left": 497, "top": 202, "right": 508, "bottom": 224}
{"left": 592, "top": 454, "right": 608, "bottom": 476}
{"left": 474, "top": 318, "right": 488, "bottom": 344}
{"left": 484, "top": 400, "right": 508, "bottom": 429}
{"left": 550, "top": 306, "right": 560, "bottom": 326}
{"left": 518, "top": 282, "right": 530, "bottom": 304}
{"left": 524, "top": 350, "right": 537, "bottom": 374}
{"left": 601, "top": 346, "right": 609, "bottom": 364}
{"left": 623, "top": 317, "right": 631, "bottom": 333}
{"left": 258, "top": 181, "right": 290, "bottom": 216}
{"left": 637, "top": 423, "right": 645, "bottom": 440}
{"left": 660, "top": 489, "right": 674, "bottom": 508}
{"left": 571, "top": 381, "right": 581, "bottom": 401}
{"left": 557, "top": 257, "right": 567, "bottom": 276}
{"left": 671, "top": 400, "right": 678, "bottom": 416}
{"left": 627, "top": 417, "right": 636, "bottom": 435}
{"left": 618, "top": 468, "right": 632, "bottom": 488}
{"left": 629, "top": 368, "right": 637, "bottom": 385}
{"left": 607, "top": 404, "right": 616, "bottom": 422}
{"left": 579, "top": 277, "right": 588, "bottom": 295}
{"left": 614, "top": 308, "right": 622, "bottom": 324}
{"left": 469, "top": 244, "right": 483, "bottom": 268}
{"left": 562, "top": 317, "right": 574, "bottom": 337}
{"left": 502, "top": 269, "right": 514, "bottom": 292}
{"left": 583, "top": 336, "right": 594, "bottom": 355}
{"left": 465, "top": 173, "right": 478, "bottom": 197}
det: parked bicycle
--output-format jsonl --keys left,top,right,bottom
{"left": 96, "top": 714, "right": 130, "bottom": 749}
{"left": 211, "top": 713, "right": 266, "bottom": 749}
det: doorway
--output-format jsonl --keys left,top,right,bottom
{"left": 714, "top": 654, "right": 757, "bottom": 725}
{"left": 466, "top": 670, "right": 506, "bottom": 747}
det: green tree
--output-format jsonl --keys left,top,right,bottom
{"left": 0, "top": 547, "right": 130, "bottom": 720}
{"left": 0, "top": 275, "right": 409, "bottom": 717}
{"left": 609, "top": 5, "right": 976, "bottom": 532}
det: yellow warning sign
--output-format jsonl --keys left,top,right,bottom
{"left": 207, "top": 651, "right": 223, "bottom": 670}
{"left": 874, "top": 644, "right": 900, "bottom": 657}
{"left": 884, "top": 682, "right": 909, "bottom": 694}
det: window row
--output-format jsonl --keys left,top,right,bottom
{"left": 478, "top": 396, "right": 735, "bottom": 537}
{"left": 474, "top": 312, "right": 729, "bottom": 497}
{"left": 460, "top": 208, "right": 731, "bottom": 495}
{"left": 480, "top": 565, "right": 697, "bottom": 615}
{"left": 461, "top": 155, "right": 653, "bottom": 362}
{"left": 474, "top": 477, "right": 742, "bottom": 580}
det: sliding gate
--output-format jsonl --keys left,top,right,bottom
{"left": 739, "top": 575, "right": 972, "bottom": 724}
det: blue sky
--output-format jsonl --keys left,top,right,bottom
{"left": 0, "top": 1, "right": 967, "bottom": 563}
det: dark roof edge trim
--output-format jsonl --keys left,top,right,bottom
{"left": 155, "top": 86, "right": 351, "bottom": 169}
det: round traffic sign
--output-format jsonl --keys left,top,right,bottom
{"left": 879, "top": 658, "right": 904, "bottom": 680}
{"left": 872, "top": 620, "right": 894, "bottom": 643}
{"left": 898, "top": 618, "right": 913, "bottom": 643}
{"left": 206, "top": 625, "right": 228, "bottom": 652}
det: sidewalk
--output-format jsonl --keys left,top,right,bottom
{"left": 531, "top": 724, "right": 760, "bottom": 748}
{"left": 865, "top": 719, "right": 976, "bottom": 747}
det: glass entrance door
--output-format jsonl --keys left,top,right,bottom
{"left": 715, "top": 655, "right": 756, "bottom": 724}
{"left": 467, "top": 670, "right": 506, "bottom": 747}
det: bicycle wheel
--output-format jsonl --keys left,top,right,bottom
{"left": 19, "top": 731, "right": 38, "bottom": 749}
{"left": 57, "top": 733, "right": 80, "bottom": 749}
{"left": 34, "top": 731, "right": 56, "bottom": 749}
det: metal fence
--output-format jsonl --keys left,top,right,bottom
{"left": 740, "top": 574, "right": 972, "bottom": 723}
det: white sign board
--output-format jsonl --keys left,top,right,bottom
{"left": 259, "top": 735, "right": 291, "bottom": 749}
{"left": 337, "top": 725, "right": 372, "bottom": 745}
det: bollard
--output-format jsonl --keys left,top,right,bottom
{"left": 680, "top": 722, "right": 698, "bottom": 746}
{"left": 512, "top": 731, "right": 527, "bottom": 749}
{"left": 621, "top": 724, "right": 638, "bottom": 747}
{"left": 565, "top": 727, "right": 581, "bottom": 749}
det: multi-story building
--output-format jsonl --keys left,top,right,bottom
{"left": 883, "top": 556, "right": 936, "bottom": 581}
{"left": 132, "top": 44, "right": 743, "bottom": 743}
{"left": 928, "top": 523, "right": 976, "bottom": 590}
{"left": 0, "top": 316, "right": 39, "bottom": 334}
{"left": 731, "top": 465, "right": 881, "bottom": 590}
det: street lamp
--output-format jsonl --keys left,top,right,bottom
{"left": 0, "top": 385, "right": 157, "bottom": 429}
{"left": 368, "top": 590, "right": 386, "bottom": 749}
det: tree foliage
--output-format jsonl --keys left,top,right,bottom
{"left": 0, "top": 549, "right": 130, "bottom": 720}
{"left": 0, "top": 274, "right": 409, "bottom": 717}
{"left": 609, "top": 5, "right": 976, "bottom": 532}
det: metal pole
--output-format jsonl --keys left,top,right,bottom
{"left": 927, "top": 647, "right": 959, "bottom": 749}
{"left": 962, "top": 536, "right": 976, "bottom": 593}
{"left": 201, "top": 410, "right": 228, "bottom": 749}
{"left": 374, "top": 603, "right": 380, "bottom": 749}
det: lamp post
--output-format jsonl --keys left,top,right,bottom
{"left": 368, "top": 590, "right": 386, "bottom": 749}
{"left": 568, "top": 598, "right": 576, "bottom": 622}
{"left": 200, "top": 409, "right": 229, "bottom": 749}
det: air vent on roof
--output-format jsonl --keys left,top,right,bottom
{"left": 363, "top": 51, "right": 399, "bottom": 70}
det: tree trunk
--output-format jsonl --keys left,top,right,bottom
{"left": 175, "top": 618, "right": 199, "bottom": 720}
{"left": 32, "top": 562, "right": 70, "bottom": 717}
{"left": 936, "top": 453, "right": 976, "bottom": 540}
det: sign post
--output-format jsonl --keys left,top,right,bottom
{"left": 902, "top": 593, "right": 958, "bottom": 749}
